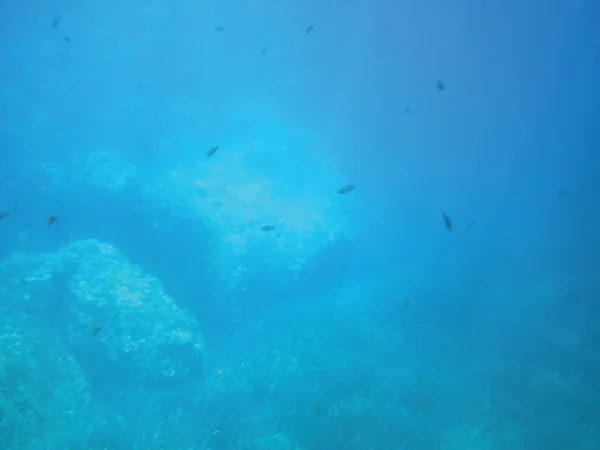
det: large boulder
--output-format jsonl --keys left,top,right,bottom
{"left": 141, "top": 138, "right": 355, "bottom": 289}
{"left": 62, "top": 239, "right": 205, "bottom": 382}
{"left": 1, "top": 239, "right": 205, "bottom": 384}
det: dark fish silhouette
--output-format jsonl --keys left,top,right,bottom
{"left": 442, "top": 212, "right": 452, "bottom": 231}
{"left": 64, "top": 36, "right": 72, "bottom": 43}
{"left": 436, "top": 79, "right": 445, "bottom": 91}
{"left": 207, "top": 146, "right": 219, "bottom": 157}
{"left": 215, "top": 26, "right": 224, "bottom": 33}
{"left": 338, "top": 184, "right": 356, "bottom": 194}
{"left": 0, "top": 212, "right": 9, "bottom": 220}
{"left": 261, "top": 225, "right": 275, "bottom": 232}
{"left": 91, "top": 327, "right": 103, "bottom": 336}
{"left": 465, "top": 220, "right": 476, "bottom": 231}
{"left": 52, "top": 17, "right": 61, "bottom": 29}
{"left": 45, "top": 216, "right": 58, "bottom": 227}
{"left": 305, "top": 25, "right": 314, "bottom": 34}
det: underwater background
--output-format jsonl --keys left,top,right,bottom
{"left": 1, "top": 0, "right": 599, "bottom": 448}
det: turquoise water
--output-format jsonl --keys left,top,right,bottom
{"left": 0, "top": 0, "right": 599, "bottom": 448}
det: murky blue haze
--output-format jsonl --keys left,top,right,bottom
{"left": 0, "top": 0, "right": 599, "bottom": 448}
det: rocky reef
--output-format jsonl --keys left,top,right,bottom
{"left": 0, "top": 315, "right": 90, "bottom": 448}
{"left": 33, "top": 140, "right": 356, "bottom": 290}
{"left": 0, "top": 239, "right": 204, "bottom": 445}
{"left": 5, "top": 239, "right": 204, "bottom": 382}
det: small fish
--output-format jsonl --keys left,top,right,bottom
{"left": 403, "top": 299, "right": 411, "bottom": 308}
{"left": 45, "top": 216, "right": 58, "bottom": 227}
{"left": 442, "top": 212, "right": 452, "bottom": 231}
{"left": 261, "top": 46, "right": 267, "bottom": 55}
{"left": 305, "top": 25, "right": 315, "bottom": 34}
{"left": 52, "top": 17, "right": 61, "bottom": 29}
{"left": 404, "top": 106, "right": 411, "bottom": 114}
{"left": 338, "top": 184, "right": 356, "bottom": 194}
{"left": 0, "top": 211, "right": 9, "bottom": 220}
{"left": 64, "top": 36, "right": 72, "bottom": 43}
{"left": 215, "top": 26, "right": 224, "bottom": 33}
{"left": 91, "top": 327, "right": 103, "bottom": 336}
{"left": 313, "top": 407, "right": 321, "bottom": 416}
{"left": 556, "top": 188, "right": 568, "bottom": 196}
{"left": 261, "top": 225, "right": 275, "bottom": 232}
{"left": 207, "top": 145, "right": 219, "bottom": 157}
{"left": 137, "top": 83, "right": 147, "bottom": 90}
{"left": 21, "top": 278, "right": 28, "bottom": 285}
{"left": 436, "top": 79, "right": 445, "bottom": 91}
{"left": 544, "top": 314, "right": 550, "bottom": 324}
{"left": 466, "top": 220, "right": 476, "bottom": 231}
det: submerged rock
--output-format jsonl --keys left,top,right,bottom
{"left": 1, "top": 239, "right": 204, "bottom": 384}
{"left": 0, "top": 316, "right": 90, "bottom": 448}
{"left": 142, "top": 139, "right": 355, "bottom": 289}
{"left": 62, "top": 239, "right": 205, "bottom": 382}
{"left": 34, "top": 140, "right": 356, "bottom": 291}
{"left": 36, "top": 150, "right": 138, "bottom": 192}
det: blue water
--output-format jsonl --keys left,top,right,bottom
{"left": 1, "top": 0, "right": 599, "bottom": 448}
